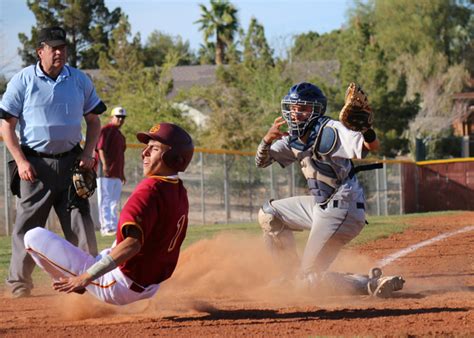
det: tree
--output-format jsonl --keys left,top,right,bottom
{"left": 142, "top": 30, "right": 196, "bottom": 67}
{"left": 373, "top": 0, "right": 472, "bottom": 67}
{"left": 18, "top": 0, "right": 122, "bottom": 68}
{"left": 95, "top": 14, "right": 194, "bottom": 141}
{"left": 243, "top": 17, "right": 273, "bottom": 68}
{"left": 291, "top": 30, "right": 343, "bottom": 62}
{"left": 197, "top": 42, "right": 216, "bottom": 65}
{"left": 180, "top": 59, "right": 291, "bottom": 150}
{"left": 195, "top": 0, "right": 239, "bottom": 65}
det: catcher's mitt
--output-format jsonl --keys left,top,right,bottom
{"left": 72, "top": 162, "right": 97, "bottom": 199}
{"left": 339, "top": 83, "right": 373, "bottom": 133}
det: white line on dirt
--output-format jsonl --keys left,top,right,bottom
{"left": 377, "top": 225, "right": 474, "bottom": 268}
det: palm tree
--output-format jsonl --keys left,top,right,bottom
{"left": 195, "top": 0, "right": 239, "bottom": 65}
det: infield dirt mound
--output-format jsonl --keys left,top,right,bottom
{"left": 1, "top": 211, "right": 473, "bottom": 336}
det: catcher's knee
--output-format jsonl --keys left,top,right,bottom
{"left": 258, "top": 200, "right": 286, "bottom": 236}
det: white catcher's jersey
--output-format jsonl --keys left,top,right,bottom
{"left": 263, "top": 119, "right": 367, "bottom": 204}
{"left": 256, "top": 118, "right": 369, "bottom": 275}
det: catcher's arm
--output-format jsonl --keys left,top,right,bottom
{"left": 339, "top": 83, "right": 373, "bottom": 133}
{"left": 339, "top": 83, "right": 379, "bottom": 152}
{"left": 362, "top": 129, "right": 379, "bottom": 152}
{"left": 256, "top": 116, "right": 288, "bottom": 168}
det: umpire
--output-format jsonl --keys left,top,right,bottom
{"left": 0, "top": 26, "right": 106, "bottom": 298}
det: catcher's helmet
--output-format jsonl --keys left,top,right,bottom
{"left": 137, "top": 123, "right": 194, "bottom": 172}
{"left": 281, "top": 82, "right": 327, "bottom": 137}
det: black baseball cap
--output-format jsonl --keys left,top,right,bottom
{"left": 37, "top": 26, "right": 67, "bottom": 47}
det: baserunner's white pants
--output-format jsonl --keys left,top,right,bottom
{"left": 24, "top": 227, "right": 159, "bottom": 305}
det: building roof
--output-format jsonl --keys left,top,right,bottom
{"left": 169, "top": 65, "right": 217, "bottom": 97}
{"left": 85, "top": 61, "right": 340, "bottom": 98}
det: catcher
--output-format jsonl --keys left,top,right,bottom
{"left": 24, "top": 123, "right": 194, "bottom": 305}
{"left": 255, "top": 82, "right": 404, "bottom": 297}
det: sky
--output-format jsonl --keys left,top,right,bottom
{"left": 0, "top": 0, "right": 351, "bottom": 77}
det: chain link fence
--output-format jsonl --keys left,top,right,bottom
{"left": 1, "top": 141, "right": 403, "bottom": 235}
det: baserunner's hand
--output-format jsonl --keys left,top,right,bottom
{"left": 52, "top": 273, "right": 92, "bottom": 293}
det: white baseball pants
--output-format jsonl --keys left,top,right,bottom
{"left": 24, "top": 227, "right": 159, "bottom": 305}
{"left": 97, "top": 177, "right": 122, "bottom": 233}
{"left": 268, "top": 195, "right": 366, "bottom": 275}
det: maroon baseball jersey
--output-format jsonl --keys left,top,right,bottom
{"left": 116, "top": 176, "right": 189, "bottom": 287}
{"left": 96, "top": 123, "right": 126, "bottom": 179}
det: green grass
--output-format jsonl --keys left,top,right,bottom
{"left": 0, "top": 211, "right": 464, "bottom": 288}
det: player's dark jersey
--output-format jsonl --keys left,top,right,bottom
{"left": 116, "top": 176, "right": 189, "bottom": 287}
{"left": 96, "top": 123, "right": 126, "bottom": 179}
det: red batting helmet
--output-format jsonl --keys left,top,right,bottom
{"left": 136, "top": 123, "right": 194, "bottom": 172}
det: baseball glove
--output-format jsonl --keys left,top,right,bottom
{"left": 72, "top": 162, "right": 97, "bottom": 199}
{"left": 339, "top": 83, "right": 373, "bottom": 133}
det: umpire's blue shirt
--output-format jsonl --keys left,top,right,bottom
{"left": 0, "top": 62, "right": 101, "bottom": 154}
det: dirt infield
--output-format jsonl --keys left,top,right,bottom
{"left": 1, "top": 212, "right": 473, "bottom": 336}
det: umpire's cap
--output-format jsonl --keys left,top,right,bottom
{"left": 38, "top": 26, "right": 67, "bottom": 47}
{"left": 137, "top": 123, "right": 194, "bottom": 172}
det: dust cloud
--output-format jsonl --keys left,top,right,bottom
{"left": 54, "top": 232, "right": 379, "bottom": 319}
{"left": 149, "top": 232, "right": 378, "bottom": 312}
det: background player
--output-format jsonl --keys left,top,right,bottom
{"left": 24, "top": 122, "right": 194, "bottom": 305}
{"left": 255, "top": 82, "right": 404, "bottom": 297}
{"left": 96, "top": 106, "right": 127, "bottom": 236}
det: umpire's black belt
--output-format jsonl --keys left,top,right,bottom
{"left": 321, "top": 200, "right": 365, "bottom": 210}
{"left": 21, "top": 144, "right": 81, "bottom": 159}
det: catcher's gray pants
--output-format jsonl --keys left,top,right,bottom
{"left": 267, "top": 195, "right": 366, "bottom": 276}
{"left": 7, "top": 154, "right": 98, "bottom": 294}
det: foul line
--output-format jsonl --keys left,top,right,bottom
{"left": 377, "top": 225, "right": 474, "bottom": 268}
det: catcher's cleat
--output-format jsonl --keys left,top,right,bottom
{"left": 367, "top": 267, "right": 405, "bottom": 298}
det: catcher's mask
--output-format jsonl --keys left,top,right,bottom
{"left": 136, "top": 123, "right": 194, "bottom": 172}
{"left": 281, "top": 82, "right": 327, "bottom": 137}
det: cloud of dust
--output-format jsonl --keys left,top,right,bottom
{"left": 53, "top": 290, "right": 152, "bottom": 321}
{"left": 50, "top": 232, "right": 382, "bottom": 318}
{"left": 149, "top": 232, "right": 379, "bottom": 312}
{"left": 53, "top": 293, "right": 118, "bottom": 321}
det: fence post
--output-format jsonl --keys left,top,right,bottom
{"left": 223, "top": 153, "right": 230, "bottom": 223}
{"left": 375, "top": 167, "right": 381, "bottom": 216}
{"left": 398, "top": 162, "right": 404, "bottom": 215}
{"left": 383, "top": 157, "right": 388, "bottom": 215}
{"left": 200, "top": 152, "right": 205, "bottom": 225}
{"left": 3, "top": 142, "right": 11, "bottom": 235}
{"left": 248, "top": 156, "right": 253, "bottom": 221}
{"left": 415, "top": 164, "right": 420, "bottom": 212}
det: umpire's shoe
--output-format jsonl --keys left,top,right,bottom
{"left": 12, "top": 288, "right": 31, "bottom": 299}
{"left": 367, "top": 267, "right": 405, "bottom": 298}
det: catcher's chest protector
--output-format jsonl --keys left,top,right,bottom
{"left": 289, "top": 117, "right": 342, "bottom": 204}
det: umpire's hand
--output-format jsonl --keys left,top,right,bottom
{"left": 18, "top": 159, "right": 37, "bottom": 182}
{"left": 79, "top": 154, "right": 96, "bottom": 170}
